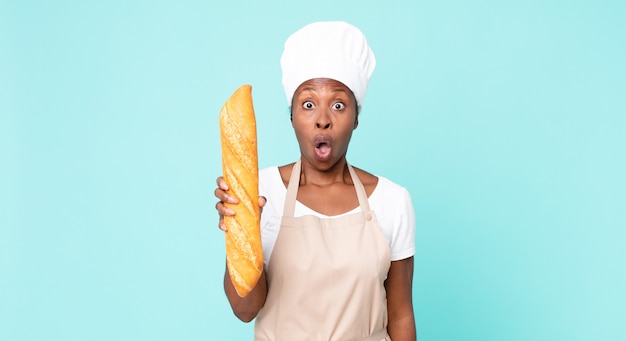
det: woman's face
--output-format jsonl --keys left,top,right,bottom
{"left": 291, "top": 78, "right": 359, "bottom": 171}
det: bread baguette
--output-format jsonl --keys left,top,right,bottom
{"left": 219, "top": 84, "right": 263, "bottom": 297}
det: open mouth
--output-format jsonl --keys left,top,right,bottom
{"left": 314, "top": 135, "right": 332, "bottom": 160}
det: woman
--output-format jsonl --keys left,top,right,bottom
{"left": 215, "top": 21, "right": 416, "bottom": 340}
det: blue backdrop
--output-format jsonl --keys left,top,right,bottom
{"left": 2, "top": 1, "right": 625, "bottom": 340}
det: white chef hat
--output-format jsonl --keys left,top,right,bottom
{"left": 280, "top": 21, "right": 376, "bottom": 109}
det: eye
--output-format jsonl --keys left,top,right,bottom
{"left": 332, "top": 102, "right": 345, "bottom": 110}
{"left": 302, "top": 101, "right": 315, "bottom": 109}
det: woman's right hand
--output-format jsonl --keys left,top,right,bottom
{"left": 215, "top": 176, "right": 269, "bottom": 321}
{"left": 214, "top": 176, "right": 239, "bottom": 231}
{"left": 214, "top": 176, "right": 267, "bottom": 231}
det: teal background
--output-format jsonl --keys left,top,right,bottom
{"left": 2, "top": 0, "right": 625, "bottom": 340}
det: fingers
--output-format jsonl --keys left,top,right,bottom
{"left": 215, "top": 200, "right": 236, "bottom": 216}
{"left": 215, "top": 201, "right": 233, "bottom": 231}
{"left": 215, "top": 176, "right": 239, "bottom": 232}
{"left": 214, "top": 187, "right": 239, "bottom": 206}
{"left": 215, "top": 177, "right": 239, "bottom": 204}
{"left": 259, "top": 196, "right": 267, "bottom": 215}
{"left": 216, "top": 176, "right": 229, "bottom": 191}
{"left": 214, "top": 178, "right": 267, "bottom": 232}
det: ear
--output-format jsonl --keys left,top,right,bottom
{"left": 353, "top": 114, "right": 359, "bottom": 130}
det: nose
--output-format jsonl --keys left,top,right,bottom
{"left": 315, "top": 109, "right": 331, "bottom": 129}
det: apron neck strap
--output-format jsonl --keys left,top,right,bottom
{"left": 283, "top": 159, "right": 302, "bottom": 217}
{"left": 283, "top": 159, "right": 371, "bottom": 217}
{"left": 347, "top": 162, "right": 371, "bottom": 212}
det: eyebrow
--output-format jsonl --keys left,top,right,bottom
{"left": 299, "top": 87, "right": 317, "bottom": 93}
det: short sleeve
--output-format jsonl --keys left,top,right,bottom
{"left": 389, "top": 188, "right": 416, "bottom": 261}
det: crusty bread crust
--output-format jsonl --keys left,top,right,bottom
{"left": 219, "top": 84, "right": 263, "bottom": 297}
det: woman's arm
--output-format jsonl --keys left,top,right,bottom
{"left": 215, "top": 176, "right": 268, "bottom": 322}
{"left": 385, "top": 256, "right": 416, "bottom": 340}
{"left": 224, "top": 265, "right": 267, "bottom": 322}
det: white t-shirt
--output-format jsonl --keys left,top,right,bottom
{"left": 259, "top": 166, "right": 416, "bottom": 266}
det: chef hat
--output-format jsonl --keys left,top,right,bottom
{"left": 280, "top": 21, "right": 376, "bottom": 109}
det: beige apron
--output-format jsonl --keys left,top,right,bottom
{"left": 255, "top": 160, "right": 392, "bottom": 341}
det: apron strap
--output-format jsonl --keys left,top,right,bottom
{"left": 283, "top": 159, "right": 301, "bottom": 217}
{"left": 347, "top": 163, "right": 371, "bottom": 213}
{"left": 283, "top": 159, "right": 371, "bottom": 218}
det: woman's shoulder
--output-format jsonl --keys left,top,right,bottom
{"left": 352, "top": 167, "right": 410, "bottom": 201}
{"left": 276, "top": 163, "right": 295, "bottom": 187}
{"left": 260, "top": 165, "right": 279, "bottom": 178}
{"left": 351, "top": 166, "right": 378, "bottom": 186}
{"left": 259, "top": 166, "right": 284, "bottom": 188}
{"left": 373, "top": 175, "right": 410, "bottom": 197}
{"left": 368, "top": 175, "right": 413, "bottom": 218}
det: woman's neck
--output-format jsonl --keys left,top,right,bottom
{"left": 299, "top": 158, "right": 350, "bottom": 186}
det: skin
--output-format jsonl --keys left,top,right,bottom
{"left": 214, "top": 78, "right": 416, "bottom": 339}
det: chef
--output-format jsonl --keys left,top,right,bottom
{"left": 215, "top": 21, "right": 416, "bottom": 341}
